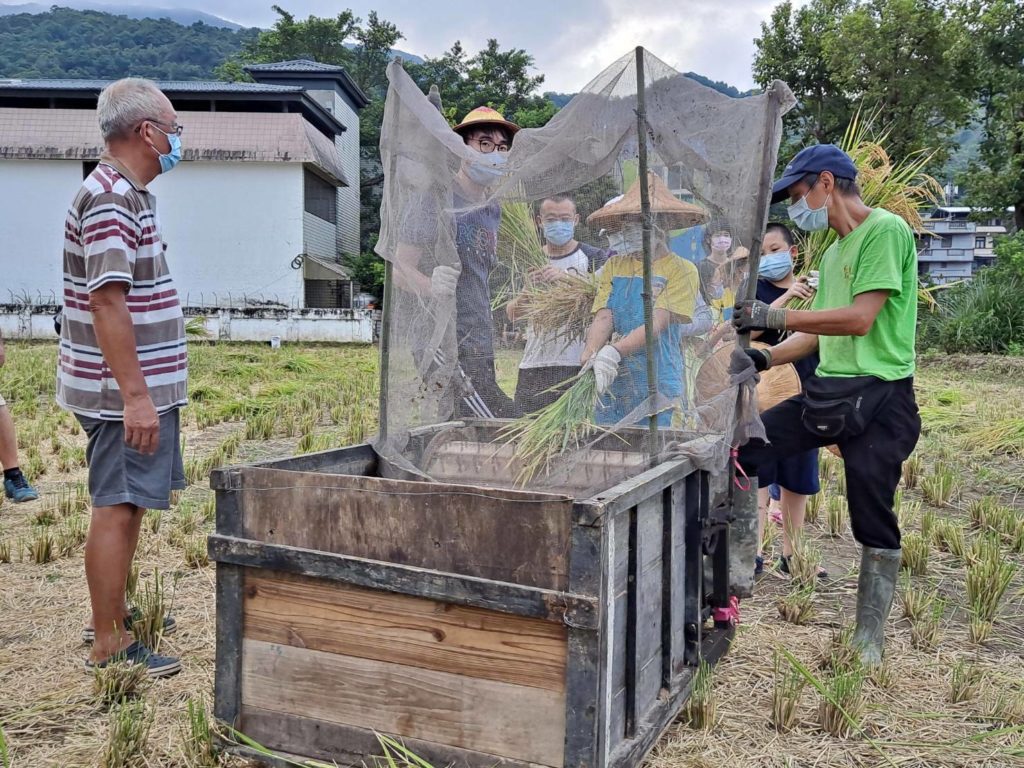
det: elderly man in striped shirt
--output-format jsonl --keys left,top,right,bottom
{"left": 59, "top": 78, "right": 187, "bottom": 677}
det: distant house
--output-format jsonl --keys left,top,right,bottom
{"left": 0, "top": 60, "right": 369, "bottom": 310}
{"left": 916, "top": 206, "right": 1008, "bottom": 284}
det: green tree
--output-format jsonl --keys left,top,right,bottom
{"left": 406, "top": 39, "right": 552, "bottom": 128}
{"left": 753, "top": 0, "right": 853, "bottom": 155}
{"left": 958, "top": 0, "right": 1024, "bottom": 231}
{"left": 826, "top": 0, "right": 974, "bottom": 167}
{"left": 755, "top": 0, "right": 973, "bottom": 166}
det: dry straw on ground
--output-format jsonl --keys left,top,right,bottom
{"left": 3, "top": 347, "right": 1024, "bottom": 767}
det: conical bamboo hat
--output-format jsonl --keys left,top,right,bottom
{"left": 587, "top": 171, "right": 708, "bottom": 230}
{"left": 694, "top": 341, "right": 802, "bottom": 413}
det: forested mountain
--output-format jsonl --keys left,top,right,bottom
{"left": 0, "top": 6, "right": 257, "bottom": 80}
{"left": 0, "top": 3, "right": 240, "bottom": 29}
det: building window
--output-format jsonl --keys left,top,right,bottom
{"left": 304, "top": 169, "right": 337, "bottom": 224}
{"left": 83, "top": 161, "right": 98, "bottom": 179}
{"left": 975, "top": 236, "right": 986, "bottom": 249}
{"left": 304, "top": 279, "right": 352, "bottom": 308}
{"left": 939, "top": 236, "right": 953, "bottom": 248}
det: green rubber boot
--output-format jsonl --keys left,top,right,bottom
{"left": 729, "top": 479, "right": 759, "bottom": 599}
{"left": 851, "top": 546, "right": 901, "bottom": 667}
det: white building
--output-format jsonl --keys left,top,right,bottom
{"left": 0, "top": 60, "right": 369, "bottom": 313}
{"left": 916, "top": 206, "right": 1008, "bottom": 284}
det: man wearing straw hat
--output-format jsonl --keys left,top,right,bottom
{"left": 392, "top": 105, "right": 519, "bottom": 420}
{"left": 580, "top": 172, "right": 706, "bottom": 426}
{"left": 733, "top": 144, "right": 921, "bottom": 666}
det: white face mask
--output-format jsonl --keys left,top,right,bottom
{"left": 608, "top": 223, "right": 660, "bottom": 256}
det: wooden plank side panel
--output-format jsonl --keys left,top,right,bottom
{"left": 241, "top": 639, "right": 567, "bottom": 768}
{"left": 243, "top": 570, "right": 568, "bottom": 692}
{"left": 236, "top": 466, "right": 572, "bottom": 590}
{"left": 635, "top": 495, "right": 664, "bottom": 729}
{"left": 237, "top": 708, "right": 552, "bottom": 768}
{"left": 213, "top": 562, "right": 244, "bottom": 726}
{"left": 603, "top": 514, "right": 630, "bottom": 761}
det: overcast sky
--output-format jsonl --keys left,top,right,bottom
{"left": 13, "top": 0, "right": 804, "bottom": 92}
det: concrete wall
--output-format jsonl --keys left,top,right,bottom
{"left": 0, "top": 159, "right": 308, "bottom": 308}
{"left": 0, "top": 160, "right": 83, "bottom": 304}
{"left": 0, "top": 304, "right": 374, "bottom": 344}
{"left": 155, "top": 161, "right": 305, "bottom": 307}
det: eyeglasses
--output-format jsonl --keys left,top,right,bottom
{"left": 140, "top": 118, "right": 184, "bottom": 136}
{"left": 468, "top": 137, "right": 509, "bottom": 153}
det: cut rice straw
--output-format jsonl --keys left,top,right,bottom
{"left": 493, "top": 200, "right": 547, "bottom": 310}
{"left": 516, "top": 272, "right": 598, "bottom": 343}
{"left": 500, "top": 369, "right": 600, "bottom": 484}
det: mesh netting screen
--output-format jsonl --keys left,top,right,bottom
{"left": 374, "top": 50, "right": 794, "bottom": 497}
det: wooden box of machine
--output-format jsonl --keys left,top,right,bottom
{"left": 210, "top": 422, "right": 733, "bottom": 768}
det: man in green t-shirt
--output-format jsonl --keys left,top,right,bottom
{"left": 733, "top": 144, "right": 922, "bottom": 667}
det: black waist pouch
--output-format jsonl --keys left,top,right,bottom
{"left": 801, "top": 375, "right": 894, "bottom": 440}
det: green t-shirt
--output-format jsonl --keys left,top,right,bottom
{"left": 812, "top": 208, "right": 917, "bottom": 380}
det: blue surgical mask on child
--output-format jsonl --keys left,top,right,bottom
{"left": 543, "top": 221, "right": 575, "bottom": 246}
{"left": 758, "top": 251, "right": 794, "bottom": 281}
{"left": 465, "top": 150, "right": 507, "bottom": 187}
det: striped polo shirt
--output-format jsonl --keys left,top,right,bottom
{"left": 57, "top": 156, "right": 187, "bottom": 420}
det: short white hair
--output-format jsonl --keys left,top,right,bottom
{"left": 96, "top": 78, "right": 169, "bottom": 141}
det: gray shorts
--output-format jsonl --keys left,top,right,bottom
{"left": 77, "top": 408, "right": 186, "bottom": 510}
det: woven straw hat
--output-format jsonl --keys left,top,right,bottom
{"left": 453, "top": 106, "right": 521, "bottom": 137}
{"left": 694, "top": 341, "right": 802, "bottom": 413}
{"left": 587, "top": 172, "right": 707, "bottom": 230}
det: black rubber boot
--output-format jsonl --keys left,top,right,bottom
{"left": 729, "top": 479, "right": 759, "bottom": 599}
{"left": 851, "top": 546, "right": 901, "bottom": 666}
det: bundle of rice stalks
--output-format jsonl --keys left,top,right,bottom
{"left": 681, "top": 661, "right": 718, "bottom": 730}
{"left": 93, "top": 661, "right": 149, "bottom": 708}
{"left": 932, "top": 519, "right": 968, "bottom": 562}
{"left": 178, "top": 698, "right": 218, "bottom": 768}
{"left": 777, "top": 582, "right": 816, "bottom": 625}
{"left": 910, "top": 596, "right": 945, "bottom": 651}
{"left": 900, "top": 572, "right": 936, "bottom": 622}
{"left": 900, "top": 532, "right": 929, "bottom": 576}
{"left": 965, "top": 534, "right": 1016, "bottom": 643}
{"left": 516, "top": 272, "right": 599, "bottom": 343}
{"left": 964, "top": 418, "right": 1024, "bottom": 457}
{"left": 791, "top": 111, "right": 943, "bottom": 307}
{"left": 493, "top": 200, "right": 547, "bottom": 309}
{"left": 501, "top": 370, "right": 599, "bottom": 484}
{"left": 949, "top": 659, "right": 983, "bottom": 704}
{"left": 818, "top": 665, "right": 867, "bottom": 739}
{"left": 772, "top": 650, "right": 807, "bottom": 733}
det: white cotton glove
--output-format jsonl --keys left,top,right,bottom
{"left": 431, "top": 265, "right": 459, "bottom": 299}
{"left": 590, "top": 344, "right": 621, "bottom": 396}
{"left": 807, "top": 270, "right": 820, "bottom": 290}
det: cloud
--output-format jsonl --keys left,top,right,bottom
{"left": 37, "top": 0, "right": 783, "bottom": 92}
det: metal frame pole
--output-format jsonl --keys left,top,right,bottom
{"left": 635, "top": 46, "right": 659, "bottom": 459}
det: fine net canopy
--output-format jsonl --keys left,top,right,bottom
{"left": 374, "top": 50, "right": 795, "bottom": 497}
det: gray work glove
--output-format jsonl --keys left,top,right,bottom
{"left": 733, "top": 300, "right": 787, "bottom": 333}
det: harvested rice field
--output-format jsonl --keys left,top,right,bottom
{"left": 1, "top": 342, "right": 1023, "bottom": 767}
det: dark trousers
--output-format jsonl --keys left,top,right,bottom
{"left": 513, "top": 365, "right": 579, "bottom": 416}
{"left": 458, "top": 350, "right": 515, "bottom": 419}
{"left": 738, "top": 377, "right": 921, "bottom": 549}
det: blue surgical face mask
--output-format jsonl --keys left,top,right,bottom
{"left": 150, "top": 128, "right": 182, "bottom": 174}
{"left": 465, "top": 150, "right": 507, "bottom": 187}
{"left": 788, "top": 181, "right": 830, "bottom": 232}
{"left": 543, "top": 220, "right": 575, "bottom": 246}
{"left": 758, "top": 251, "right": 794, "bottom": 281}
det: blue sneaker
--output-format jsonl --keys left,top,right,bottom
{"left": 4, "top": 473, "right": 39, "bottom": 503}
{"left": 85, "top": 640, "right": 181, "bottom": 678}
